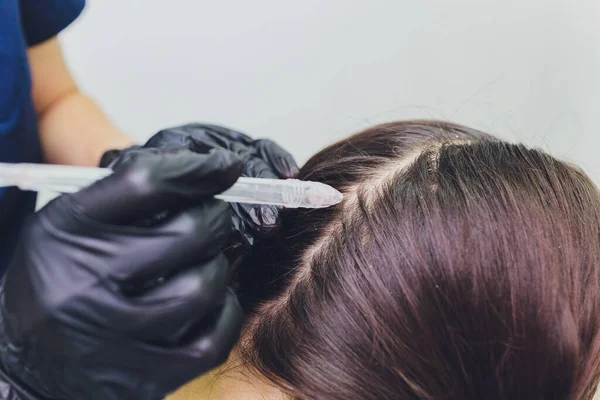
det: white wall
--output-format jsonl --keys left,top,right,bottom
{"left": 60, "top": 0, "right": 600, "bottom": 182}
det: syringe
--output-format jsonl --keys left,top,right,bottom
{"left": 0, "top": 163, "right": 343, "bottom": 209}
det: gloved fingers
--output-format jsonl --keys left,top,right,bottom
{"left": 104, "top": 147, "right": 163, "bottom": 171}
{"left": 99, "top": 146, "right": 140, "bottom": 168}
{"left": 253, "top": 139, "right": 299, "bottom": 178}
{"left": 131, "top": 290, "right": 242, "bottom": 395}
{"left": 224, "top": 153, "right": 281, "bottom": 238}
{"left": 73, "top": 150, "right": 242, "bottom": 225}
{"left": 145, "top": 123, "right": 298, "bottom": 180}
{"left": 147, "top": 124, "right": 253, "bottom": 154}
{"left": 230, "top": 202, "right": 279, "bottom": 239}
{"left": 192, "top": 125, "right": 299, "bottom": 179}
{"left": 146, "top": 126, "right": 218, "bottom": 153}
{"left": 125, "top": 254, "right": 231, "bottom": 344}
{"left": 110, "top": 200, "right": 234, "bottom": 285}
{"left": 223, "top": 142, "right": 285, "bottom": 236}
{"left": 168, "top": 128, "right": 287, "bottom": 237}
{"left": 191, "top": 124, "right": 254, "bottom": 147}
{"left": 235, "top": 147, "right": 279, "bottom": 179}
{"left": 181, "top": 288, "right": 243, "bottom": 369}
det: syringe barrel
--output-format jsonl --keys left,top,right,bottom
{"left": 0, "top": 163, "right": 343, "bottom": 208}
{"left": 215, "top": 177, "right": 305, "bottom": 207}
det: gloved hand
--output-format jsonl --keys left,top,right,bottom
{"left": 0, "top": 150, "right": 244, "bottom": 400}
{"left": 100, "top": 123, "right": 299, "bottom": 244}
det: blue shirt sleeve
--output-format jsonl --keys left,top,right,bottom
{"left": 19, "top": 0, "right": 85, "bottom": 47}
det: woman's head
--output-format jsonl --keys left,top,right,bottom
{"left": 233, "top": 121, "right": 600, "bottom": 400}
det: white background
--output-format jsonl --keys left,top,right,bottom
{"left": 59, "top": 0, "right": 599, "bottom": 181}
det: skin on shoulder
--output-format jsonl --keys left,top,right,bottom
{"left": 167, "top": 349, "right": 287, "bottom": 400}
{"left": 27, "top": 37, "right": 133, "bottom": 166}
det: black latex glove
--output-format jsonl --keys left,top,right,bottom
{"left": 0, "top": 150, "right": 244, "bottom": 400}
{"left": 100, "top": 123, "right": 299, "bottom": 244}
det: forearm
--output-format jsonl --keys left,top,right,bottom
{"left": 28, "top": 37, "right": 134, "bottom": 167}
{"left": 38, "top": 91, "right": 134, "bottom": 166}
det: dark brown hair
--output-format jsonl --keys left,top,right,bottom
{"left": 236, "top": 121, "right": 600, "bottom": 400}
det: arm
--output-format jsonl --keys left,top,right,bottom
{"left": 28, "top": 37, "right": 134, "bottom": 167}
